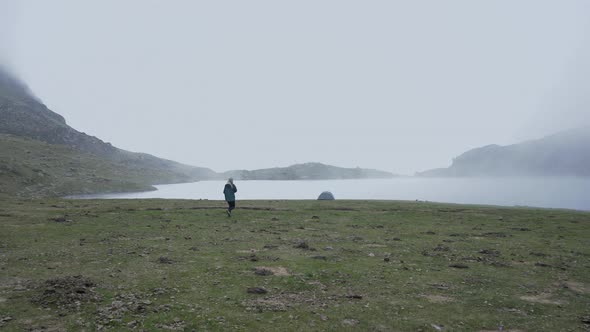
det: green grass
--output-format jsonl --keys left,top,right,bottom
{"left": 1, "top": 199, "right": 589, "bottom": 331}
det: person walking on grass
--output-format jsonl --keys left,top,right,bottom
{"left": 223, "top": 177, "right": 237, "bottom": 217}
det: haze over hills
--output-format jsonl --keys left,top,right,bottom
{"left": 417, "top": 127, "right": 590, "bottom": 177}
{"left": 224, "top": 162, "right": 395, "bottom": 180}
{"left": 0, "top": 68, "right": 395, "bottom": 197}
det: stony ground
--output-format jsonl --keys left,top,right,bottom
{"left": 0, "top": 199, "right": 589, "bottom": 331}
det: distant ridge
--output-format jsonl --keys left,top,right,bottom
{"left": 224, "top": 162, "right": 396, "bottom": 180}
{"left": 416, "top": 127, "right": 590, "bottom": 177}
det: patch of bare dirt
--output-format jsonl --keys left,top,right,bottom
{"left": 155, "top": 318, "right": 185, "bottom": 331}
{"left": 520, "top": 293, "right": 564, "bottom": 305}
{"left": 236, "top": 249, "right": 258, "bottom": 254}
{"left": 238, "top": 254, "right": 280, "bottom": 262}
{"left": 96, "top": 297, "right": 148, "bottom": 329}
{"left": 563, "top": 281, "right": 590, "bottom": 294}
{"left": 31, "top": 275, "right": 101, "bottom": 311}
{"left": 255, "top": 266, "right": 290, "bottom": 276}
{"left": 421, "top": 294, "right": 454, "bottom": 303}
{"left": 244, "top": 290, "right": 333, "bottom": 312}
{"left": 0, "top": 277, "right": 31, "bottom": 291}
{"left": 362, "top": 244, "right": 387, "bottom": 248}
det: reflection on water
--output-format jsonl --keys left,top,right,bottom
{"left": 70, "top": 177, "right": 590, "bottom": 211}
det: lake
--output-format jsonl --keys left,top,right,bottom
{"left": 72, "top": 177, "right": 590, "bottom": 211}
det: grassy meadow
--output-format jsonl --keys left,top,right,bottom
{"left": 0, "top": 199, "right": 589, "bottom": 331}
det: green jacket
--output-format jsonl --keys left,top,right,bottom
{"left": 223, "top": 183, "right": 237, "bottom": 202}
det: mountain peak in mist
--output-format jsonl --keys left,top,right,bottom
{"left": 417, "top": 127, "right": 590, "bottom": 177}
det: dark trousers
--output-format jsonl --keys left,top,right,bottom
{"left": 227, "top": 201, "right": 236, "bottom": 211}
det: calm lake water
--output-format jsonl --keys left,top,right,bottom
{"left": 72, "top": 177, "right": 590, "bottom": 211}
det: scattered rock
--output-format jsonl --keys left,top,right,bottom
{"left": 158, "top": 256, "right": 175, "bottom": 264}
{"left": 254, "top": 267, "right": 274, "bottom": 276}
{"left": 423, "top": 244, "right": 450, "bottom": 257}
{"left": 311, "top": 216, "right": 320, "bottom": 219}
{"left": 429, "top": 283, "right": 450, "bottom": 290}
{"left": 324, "top": 246, "right": 334, "bottom": 251}
{"left": 384, "top": 257, "right": 390, "bottom": 262}
{"left": 49, "top": 216, "right": 72, "bottom": 223}
{"left": 342, "top": 318, "right": 360, "bottom": 326}
{"left": 239, "top": 254, "right": 280, "bottom": 262}
{"left": 319, "top": 314, "right": 328, "bottom": 321}
{"left": 431, "top": 323, "right": 444, "bottom": 331}
{"left": 244, "top": 291, "right": 323, "bottom": 312}
{"left": 478, "top": 249, "right": 500, "bottom": 256}
{"left": 345, "top": 294, "right": 363, "bottom": 299}
{"left": 481, "top": 232, "right": 509, "bottom": 238}
{"left": 294, "top": 240, "right": 310, "bottom": 249}
{"left": 449, "top": 264, "right": 469, "bottom": 269}
{"left": 368, "top": 253, "right": 375, "bottom": 257}
{"left": 529, "top": 252, "right": 547, "bottom": 257}
{"left": 0, "top": 316, "right": 13, "bottom": 326}
{"left": 155, "top": 318, "right": 186, "bottom": 331}
{"left": 189, "top": 246, "right": 199, "bottom": 251}
{"left": 247, "top": 287, "right": 268, "bottom": 294}
{"left": 127, "top": 320, "right": 141, "bottom": 328}
{"left": 255, "top": 266, "right": 290, "bottom": 276}
{"left": 317, "top": 192, "right": 335, "bottom": 200}
{"left": 511, "top": 227, "right": 531, "bottom": 231}
{"left": 534, "top": 262, "right": 551, "bottom": 267}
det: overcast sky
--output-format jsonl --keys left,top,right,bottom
{"left": 2, "top": 1, "right": 589, "bottom": 174}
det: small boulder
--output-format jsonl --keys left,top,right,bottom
{"left": 317, "top": 191, "right": 335, "bottom": 200}
{"left": 247, "top": 287, "right": 268, "bottom": 294}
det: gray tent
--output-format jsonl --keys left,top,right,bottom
{"left": 317, "top": 191, "right": 335, "bottom": 200}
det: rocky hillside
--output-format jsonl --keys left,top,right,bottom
{"left": 0, "top": 68, "right": 216, "bottom": 197}
{"left": 0, "top": 68, "right": 117, "bottom": 155}
{"left": 417, "top": 127, "right": 590, "bottom": 177}
{"left": 224, "top": 162, "right": 395, "bottom": 180}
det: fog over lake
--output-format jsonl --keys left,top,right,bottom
{"left": 74, "top": 177, "right": 590, "bottom": 211}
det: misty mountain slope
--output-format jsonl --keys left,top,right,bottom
{"left": 417, "top": 127, "right": 590, "bottom": 177}
{"left": 0, "top": 68, "right": 217, "bottom": 197}
{"left": 0, "top": 134, "right": 155, "bottom": 198}
{"left": 0, "top": 68, "right": 119, "bottom": 155}
{"left": 224, "top": 162, "right": 395, "bottom": 180}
